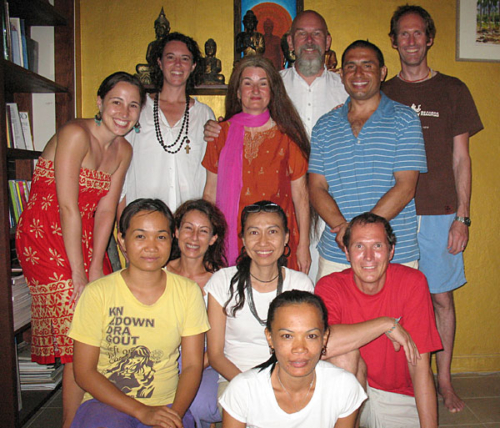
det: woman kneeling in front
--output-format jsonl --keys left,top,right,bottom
{"left": 220, "top": 290, "right": 367, "bottom": 428}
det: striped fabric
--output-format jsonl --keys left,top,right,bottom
{"left": 309, "top": 93, "right": 427, "bottom": 264}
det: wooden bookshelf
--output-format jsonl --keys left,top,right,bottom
{"left": 0, "top": 1, "right": 74, "bottom": 426}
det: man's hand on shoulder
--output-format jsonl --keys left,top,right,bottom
{"left": 331, "top": 221, "right": 349, "bottom": 252}
{"left": 203, "top": 117, "right": 223, "bottom": 142}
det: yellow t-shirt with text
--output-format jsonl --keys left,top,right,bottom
{"left": 69, "top": 270, "right": 209, "bottom": 405}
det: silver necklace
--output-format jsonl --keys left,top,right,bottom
{"left": 277, "top": 364, "right": 315, "bottom": 406}
{"left": 246, "top": 267, "right": 283, "bottom": 326}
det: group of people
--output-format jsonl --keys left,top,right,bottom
{"left": 14, "top": 4, "right": 483, "bottom": 428}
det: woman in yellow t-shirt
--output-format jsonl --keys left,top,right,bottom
{"left": 69, "top": 198, "right": 209, "bottom": 428}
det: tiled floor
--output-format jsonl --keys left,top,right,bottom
{"left": 23, "top": 372, "right": 500, "bottom": 427}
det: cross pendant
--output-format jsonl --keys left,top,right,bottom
{"left": 185, "top": 144, "right": 191, "bottom": 154}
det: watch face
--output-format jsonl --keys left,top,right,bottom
{"left": 464, "top": 217, "right": 471, "bottom": 227}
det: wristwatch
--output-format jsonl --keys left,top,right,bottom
{"left": 454, "top": 215, "right": 471, "bottom": 227}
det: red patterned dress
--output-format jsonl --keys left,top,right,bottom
{"left": 15, "top": 157, "right": 112, "bottom": 364}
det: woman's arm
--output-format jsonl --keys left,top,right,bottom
{"left": 88, "top": 141, "right": 132, "bottom": 281}
{"left": 207, "top": 294, "right": 241, "bottom": 381}
{"left": 333, "top": 410, "right": 358, "bottom": 428}
{"left": 171, "top": 333, "right": 205, "bottom": 418}
{"left": 73, "top": 340, "right": 183, "bottom": 428}
{"left": 291, "top": 175, "right": 311, "bottom": 274}
{"left": 203, "top": 170, "right": 218, "bottom": 204}
{"left": 222, "top": 410, "right": 246, "bottom": 428}
{"left": 54, "top": 124, "right": 91, "bottom": 304}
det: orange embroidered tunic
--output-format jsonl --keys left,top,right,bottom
{"left": 202, "top": 123, "right": 308, "bottom": 270}
{"left": 15, "top": 157, "right": 111, "bottom": 364}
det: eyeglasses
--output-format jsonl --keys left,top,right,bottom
{"left": 244, "top": 202, "right": 280, "bottom": 214}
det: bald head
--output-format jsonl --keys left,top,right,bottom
{"left": 291, "top": 10, "right": 328, "bottom": 34}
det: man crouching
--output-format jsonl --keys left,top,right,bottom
{"left": 315, "top": 212, "right": 441, "bottom": 428}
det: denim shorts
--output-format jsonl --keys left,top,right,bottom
{"left": 418, "top": 214, "right": 466, "bottom": 294}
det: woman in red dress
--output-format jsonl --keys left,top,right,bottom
{"left": 202, "top": 56, "right": 311, "bottom": 273}
{"left": 15, "top": 72, "right": 145, "bottom": 428}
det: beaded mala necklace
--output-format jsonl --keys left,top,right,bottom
{"left": 153, "top": 94, "right": 191, "bottom": 154}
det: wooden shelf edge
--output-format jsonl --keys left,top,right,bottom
{"left": 14, "top": 321, "right": 31, "bottom": 336}
{"left": 2, "top": 60, "right": 68, "bottom": 94}
{"left": 8, "top": 0, "right": 67, "bottom": 27}
{"left": 6, "top": 148, "right": 42, "bottom": 160}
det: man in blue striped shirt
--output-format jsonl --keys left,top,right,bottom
{"left": 309, "top": 40, "right": 427, "bottom": 281}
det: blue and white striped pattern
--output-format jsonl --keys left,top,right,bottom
{"left": 309, "top": 93, "right": 427, "bottom": 264}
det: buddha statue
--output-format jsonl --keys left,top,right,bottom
{"left": 135, "top": 8, "right": 171, "bottom": 86}
{"left": 202, "top": 38, "right": 225, "bottom": 85}
{"left": 235, "top": 10, "right": 265, "bottom": 57}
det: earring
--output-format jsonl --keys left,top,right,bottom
{"left": 283, "top": 243, "right": 291, "bottom": 258}
{"left": 133, "top": 122, "right": 141, "bottom": 134}
{"left": 94, "top": 112, "right": 102, "bottom": 126}
{"left": 321, "top": 346, "right": 327, "bottom": 356}
{"left": 269, "top": 346, "right": 275, "bottom": 354}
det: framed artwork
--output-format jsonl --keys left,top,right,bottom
{"left": 456, "top": 0, "right": 500, "bottom": 62}
{"left": 234, "top": 0, "right": 303, "bottom": 69}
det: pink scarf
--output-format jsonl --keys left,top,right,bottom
{"left": 216, "top": 110, "right": 271, "bottom": 265}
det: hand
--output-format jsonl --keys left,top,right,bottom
{"left": 296, "top": 243, "right": 311, "bottom": 274}
{"left": 386, "top": 321, "right": 421, "bottom": 366}
{"left": 447, "top": 220, "right": 469, "bottom": 255}
{"left": 69, "top": 270, "right": 89, "bottom": 306}
{"left": 137, "top": 405, "right": 183, "bottom": 428}
{"left": 203, "top": 119, "right": 222, "bottom": 142}
{"left": 331, "top": 222, "right": 349, "bottom": 252}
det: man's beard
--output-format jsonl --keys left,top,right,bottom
{"left": 295, "top": 45, "right": 323, "bottom": 77}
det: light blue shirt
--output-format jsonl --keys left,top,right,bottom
{"left": 309, "top": 93, "right": 427, "bottom": 264}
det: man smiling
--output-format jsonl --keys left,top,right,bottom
{"left": 315, "top": 213, "right": 442, "bottom": 428}
{"left": 309, "top": 40, "right": 427, "bottom": 280}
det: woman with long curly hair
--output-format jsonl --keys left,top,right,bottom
{"left": 167, "top": 199, "right": 227, "bottom": 427}
{"left": 202, "top": 56, "right": 311, "bottom": 273}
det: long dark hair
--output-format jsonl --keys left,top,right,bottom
{"left": 224, "top": 56, "right": 310, "bottom": 161}
{"left": 170, "top": 199, "right": 227, "bottom": 272}
{"left": 223, "top": 201, "right": 289, "bottom": 317}
{"left": 149, "top": 32, "right": 203, "bottom": 93}
{"left": 256, "top": 290, "right": 329, "bottom": 372}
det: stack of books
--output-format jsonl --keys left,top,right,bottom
{"left": 11, "top": 274, "right": 31, "bottom": 331}
{"left": 8, "top": 179, "right": 31, "bottom": 228}
{"left": 5, "top": 103, "right": 34, "bottom": 150}
{"left": 2, "top": 3, "right": 39, "bottom": 71}
{"left": 17, "top": 343, "right": 63, "bottom": 391}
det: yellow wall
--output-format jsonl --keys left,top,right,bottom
{"left": 78, "top": 0, "right": 500, "bottom": 372}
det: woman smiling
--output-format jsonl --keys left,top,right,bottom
{"left": 205, "top": 201, "right": 314, "bottom": 406}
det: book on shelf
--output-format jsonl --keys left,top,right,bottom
{"left": 9, "top": 17, "right": 22, "bottom": 67}
{"left": 5, "top": 112, "right": 12, "bottom": 148}
{"left": 19, "top": 111, "right": 34, "bottom": 150}
{"left": 8, "top": 179, "right": 31, "bottom": 227}
{"left": 12, "top": 274, "right": 31, "bottom": 332}
{"left": 17, "top": 343, "right": 63, "bottom": 391}
{"left": 1, "top": 0, "right": 10, "bottom": 61}
{"left": 6, "top": 102, "right": 27, "bottom": 149}
{"left": 20, "top": 19, "right": 28, "bottom": 70}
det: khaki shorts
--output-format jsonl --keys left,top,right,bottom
{"left": 217, "top": 380, "right": 230, "bottom": 417}
{"left": 360, "top": 386, "right": 420, "bottom": 428}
